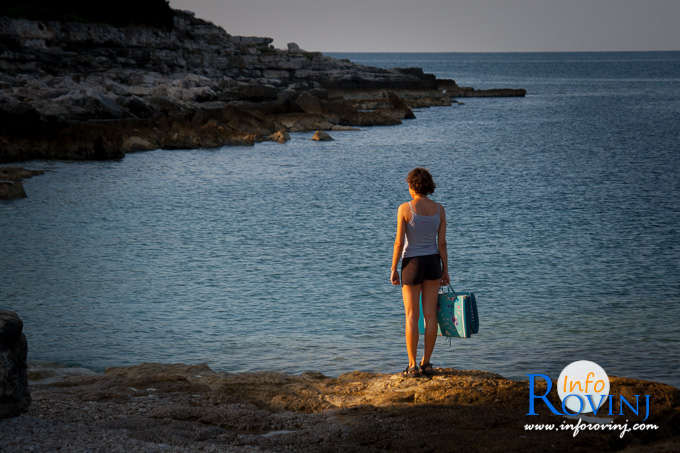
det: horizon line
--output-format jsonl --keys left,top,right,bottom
{"left": 318, "top": 49, "right": 680, "bottom": 54}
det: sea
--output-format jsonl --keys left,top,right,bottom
{"left": 2, "top": 52, "right": 679, "bottom": 387}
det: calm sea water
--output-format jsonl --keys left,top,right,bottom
{"left": 2, "top": 52, "right": 679, "bottom": 387}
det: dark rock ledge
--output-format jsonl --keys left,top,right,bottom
{"left": 0, "top": 9, "right": 526, "bottom": 163}
{"left": 0, "top": 310, "right": 31, "bottom": 417}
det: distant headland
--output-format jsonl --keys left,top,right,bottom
{"left": 0, "top": 2, "right": 525, "bottom": 164}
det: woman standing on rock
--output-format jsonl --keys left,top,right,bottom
{"left": 390, "top": 168, "right": 450, "bottom": 377}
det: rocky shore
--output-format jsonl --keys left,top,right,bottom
{"left": 0, "top": 362, "right": 677, "bottom": 452}
{"left": 0, "top": 8, "right": 525, "bottom": 163}
{"left": 1, "top": 314, "right": 679, "bottom": 452}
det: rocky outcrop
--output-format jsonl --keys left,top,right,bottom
{"left": 0, "top": 310, "right": 31, "bottom": 418}
{"left": 311, "top": 131, "right": 333, "bottom": 141}
{"left": 10, "top": 362, "right": 679, "bottom": 452}
{"left": 0, "top": 166, "right": 43, "bottom": 199}
{"left": 457, "top": 87, "right": 527, "bottom": 97}
{"left": 436, "top": 79, "right": 527, "bottom": 97}
{"left": 0, "top": 9, "right": 526, "bottom": 163}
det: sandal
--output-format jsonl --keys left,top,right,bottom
{"left": 419, "top": 362, "right": 435, "bottom": 376}
{"left": 402, "top": 365, "right": 421, "bottom": 377}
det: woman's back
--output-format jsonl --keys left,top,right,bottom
{"left": 402, "top": 199, "right": 441, "bottom": 258}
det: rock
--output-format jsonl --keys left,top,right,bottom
{"left": 262, "top": 70, "right": 290, "bottom": 80}
{"left": 330, "top": 125, "right": 360, "bottom": 131}
{"left": 294, "top": 92, "right": 324, "bottom": 115}
{"left": 311, "top": 131, "right": 333, "bottom": 141}
{"left": 0, "top": 167, "right": 45, "bottom": 199}
{"left": 274, "top": 113, "right": 334, "bottom": 132}
{"left": 121, "top": 136, "right": 157, "bottom": 152}
{"left": 350, "top": 109, "right": 403, "bottom": 127}
{"left": 269, "top": 130, "right": 290, "bottom": 144}
{"left": 0, "top": 310, "right": 31, "bottom": 418}
{"left": 393, "top": 67, "right": 428, "bottom": 78}
{"left": 287, "top": 42, "right": 302, "bottom": 52}
{"left": 0, "top": 167, "right": 44, "bottom": 181}
{"left": 118, "top": 96, "right": 155, "bottom": 119}
{"left": 386, "top": 91, "right": 416, "bottom": 119}
{"left": 233, "top": 83, "right": 279, "bottom": 102}
{"left": 448, "top": 86, "right": 527, "bottom": 98}
{"left": 0, "top": 180, "right": 27, "bottom": 200}
{"left": 318, "top": 98, "right": 359, "bottom": 124}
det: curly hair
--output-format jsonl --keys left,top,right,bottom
{"left": 406, "top": 167, "right": 436, "bottom": 195}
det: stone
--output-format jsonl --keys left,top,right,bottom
{"left": 319, "top": 98, "right": 359, "bottom": 124}
{"left": 0, "top": 180, "right": 26, "bottom": 200}
{"left": 118, "top": 95, "right": 155, "bottom": 119}
{"left": 0, "top": 310, "right": 31, "bottom": 418}
{"left": 0, "top": 167, "right": 44, "bottom": 181}
{"left": 311, "top": 130, "right": 333, "bottom": 141}
{"left": 274, "top": 113, "right": 334, "bottom": 132}
{"left": 386, "top": 91, "right": 416, "bottom": 119}
{"left": 0, "top": 167, "right": 45, "bottom": 199}
{"left": 269, "top": 130, "right": 290, "bottom": 143}
{"left": 287, "top": 42, "right": 302, "bottom": 52}
{"left": 262, "top": 70, "right": 290, "bottom": 80}
{"left": 233, "top": 83, "right": 279, "bottom": 102}
{"left": 445, "top": 86, "right": 527, "bottom": 98}
{"left": 330, "top": 125, "right": 360, "bottom": 131}
{"left": 294, "top": 92, "right": 323, "bottom": 114}
{"left": 121, "top": 136, "right": 157, "bottom": 152}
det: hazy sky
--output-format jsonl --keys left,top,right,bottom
{"left": 169, "top": 0, "right": 680, "bottom": 52}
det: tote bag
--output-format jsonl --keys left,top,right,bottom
{"left": 418, "top": 284, "right": 478, "bottom": 338}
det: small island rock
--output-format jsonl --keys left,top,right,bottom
{"left": 311, "top": 131, "right": 334, "bottom": 141}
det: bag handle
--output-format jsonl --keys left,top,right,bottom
{"left": 442, "top": 283, "right": 456, "bottom": 296}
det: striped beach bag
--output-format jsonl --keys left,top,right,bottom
{"left": 418, "top": 284, "right": 479, "bottom": 338}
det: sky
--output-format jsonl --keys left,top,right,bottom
{"left": 169, "top": 0, "right": 680, "bottom": 52}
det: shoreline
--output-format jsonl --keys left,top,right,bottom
{"left": 25, "top": 358, "right": 680, "bottom": 390}
{"left": 3, "top": 361, "right": 678, "bottom": 452}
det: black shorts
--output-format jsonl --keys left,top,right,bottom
{"left": 401, "top": 253, "right": 442, "bottom": 286}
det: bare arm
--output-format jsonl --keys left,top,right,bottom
{"left": 438, "top": 204, "right": 450, "bottom": 284}
{"left": 390, "top": 204, "right": 407, "bottom": 285}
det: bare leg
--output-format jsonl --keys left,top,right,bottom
{"left": 401, "top": 283, "right": 421, "bottom": 369}
{"left": 420, "top": 278, "right": 440, "bottom": 366}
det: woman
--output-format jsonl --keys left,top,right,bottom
{"left": 391, "top": 167, "right": 450, "bottom": 377}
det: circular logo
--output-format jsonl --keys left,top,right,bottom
{"left": 557, "top": 360, "right": 610, "bottom": 414}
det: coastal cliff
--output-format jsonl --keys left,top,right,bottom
{"left": 0, "top": 7, "right": 525, "bottom": 163}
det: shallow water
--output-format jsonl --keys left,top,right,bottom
{"left": 2, "top": 52, "right": 679, "bottom": 387}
